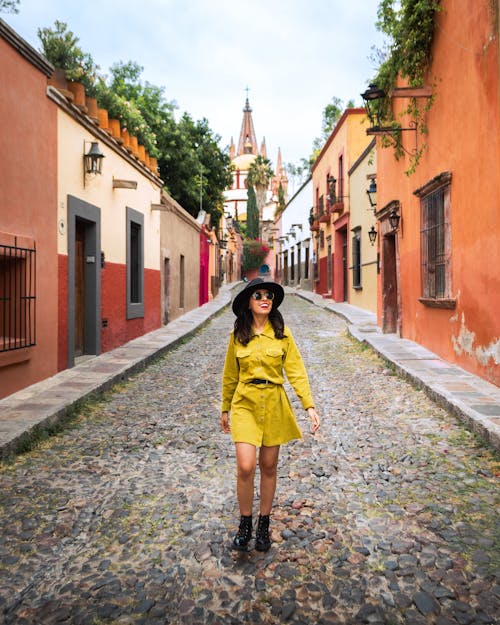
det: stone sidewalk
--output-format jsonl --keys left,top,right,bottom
{"left": 294, "top": 290, "right": 500, "bottom": 452}
{"left": 0, "top": 283, "right": 499, "bottom": 459}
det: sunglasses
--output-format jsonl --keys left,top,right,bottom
{"left": 250, "top": 290, "right": 275, "bottom": 301}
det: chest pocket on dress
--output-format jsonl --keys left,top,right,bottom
{"left": 236, "top": 348, "right": 252, "bottom": 372}
{"left": 266, "top": 348, "right": 284, "bottom": 360}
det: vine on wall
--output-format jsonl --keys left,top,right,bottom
{"left": 372, "top": 0, "right": 441, "bottom": 174}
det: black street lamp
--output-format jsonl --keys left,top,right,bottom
{"left": 389, "top": 208, "right": 401, "bottom": 231}
{"left": 366, "top": 178, "right": 377, "bottom": 211}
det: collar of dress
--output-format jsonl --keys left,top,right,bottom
{"left": 251, "top": 319, "right": 275, "bottom": 339}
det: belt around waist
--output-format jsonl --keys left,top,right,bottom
{"left": 248, "top": 378, "right": 275, "bottom": 385}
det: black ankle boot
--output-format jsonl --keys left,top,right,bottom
{"left": 255, "top": 514, "right": 271, "bottom": 552}
{"left": 232, "top": 515, "right": 252, "bottom": 551}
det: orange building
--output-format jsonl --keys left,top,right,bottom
{"left": 373, "top": 0, "right": 500, "bottom": 385}
{"left": 0, "top": 20, "right": 58, "bottom": 399}
{"left": 311, "top": 109, "right": 370, "bottom": 300}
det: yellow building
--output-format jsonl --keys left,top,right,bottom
{"left": 311, "top": 108, "right": 370, "bottom": 301}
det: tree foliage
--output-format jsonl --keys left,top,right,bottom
{"left": 246, "top": 184, "right": 259, "bottom": 239}
{"left": 36, "top": 23, "right": 232, "bottom": 225}
{"left": 38, "top": 21, "right": 99, "bottom": 87}
{"left": 247, "top": 155, "right": 274, "bottom": 216}
{"left": 370, "top": 0, "right": 441, "bottom": 173}
{"left": 286, "top": 95, "right": 355, "bottom": 184}
{"left": 0, "top": 0, "right": 19, "bottom": 13}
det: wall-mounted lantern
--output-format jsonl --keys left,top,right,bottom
{"left": 389, "top": 208, "right": 401, "bottom": 231}
{"left": 366, "top": 178, "right": 377, "bottom": 211}
{"left": 83, "top": 141, "right": 104, "bottom": 186}
{"left": 368, "top": 225, "right": 378, "bottom": 246}
{"left": 360, "top": 83, "right": 386, "bottom": 132}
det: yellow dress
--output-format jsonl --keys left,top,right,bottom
{"left": 221, "top": 321, "right": 314, "bottom": 447}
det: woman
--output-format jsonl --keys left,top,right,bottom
{"left": 221, "top": 278, "right": 320, "bottom": 552}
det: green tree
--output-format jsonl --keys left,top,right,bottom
{"left": 0, "top": 0, "right": 20, "bottom": 13}
{"left": 247, "top": 155, "right": 274, "bottom": 218}
{"left": 246, "top": 184, "right": 259, "bottom": 239}
{"left": 311, "top": 96, "right": 355, "bottom": 157}
{"left": 106, "top": 62, "right": 232, "bottom": 224}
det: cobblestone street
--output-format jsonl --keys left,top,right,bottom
{"left": 1, "top": 295, "right": 498, "bottom": 625}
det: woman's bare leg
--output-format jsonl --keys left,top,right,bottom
{"left": 235, "top": 442, "right": 257, "bottom": 515}
{"left": 258, "top": 445, "right": 280, "bottom": 515}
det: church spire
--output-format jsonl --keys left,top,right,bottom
{"left": 237, "top": 96, "right": 258, "bottom": 156}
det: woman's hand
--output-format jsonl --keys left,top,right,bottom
{"left": 220, "top": 411, "right": 230, "bottom": 434}
{"left": 306, "top": 407, "right": 320, "bottom": 433}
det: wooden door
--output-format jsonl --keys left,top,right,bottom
{"left": 382, "top": 234, "right": 398, "bottom": 333}
{"left": 74, "top": 220, "right": 85, "bottom": 356}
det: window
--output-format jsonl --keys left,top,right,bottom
{"left": 352, "top": 228, "right": 361, "bottom": 288}
{"left": 304, "top": 246, "right": 310, "bottom": 280}
{"left": 415, "top": 172, "right": 454, "bottom": 307}
{"left": 0, "top": 241, "right": 36, "bottom": 352}
{"left": 126, "top": 207, "right": 144, "bottom": 318}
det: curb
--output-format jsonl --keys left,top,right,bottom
{"left": 292, "top": 289, "right": 500, "bottom": 451}
{"left": 0, "top": 286, "right": 236, "bottom": 460}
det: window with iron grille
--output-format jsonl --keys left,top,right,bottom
{"left": 0, "top": 242, "right": 36, "bottom": 352}
{"left": 352, "top": 228, "right": 361, "bottom": 288}
{"left": 420, "top": 185, "right": 451, "bottom": 299}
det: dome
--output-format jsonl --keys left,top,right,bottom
{"left": 232, "top": 153, "right": 256, "bottom": 171}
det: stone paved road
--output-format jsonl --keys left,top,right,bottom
{"left": 1, "top": 296, "right": 499, "bottom": 625}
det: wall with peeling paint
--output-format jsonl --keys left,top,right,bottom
{"left": 376, "top": 0, "right": 500, "bottom": 385}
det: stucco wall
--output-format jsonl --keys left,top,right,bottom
{"left": 0, "top": 27, "right": 58, "bottom": 399}
{"left": 376, "top": 0, "right": 500, "bottom": 384}
{"left": 55, "top": 103, "right": 162, "bottom": 361}
{"left": 348, "top": 144, "right": 377, "bottom": 313}
{"left": 279, "top": 178, "right": 313, "bottom": 289}
{"left": 311, "top": 109, "right": 370, "bottom": 298}
{"left": 159, "top": 194, "right": 201, "bottom": 323}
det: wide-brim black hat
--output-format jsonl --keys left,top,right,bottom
{"left": 232, "top": 278, "right": 285, "bottom": 316}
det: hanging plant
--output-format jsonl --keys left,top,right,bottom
{"left": 370, "top": 0, "right": 441, "bottom": 174}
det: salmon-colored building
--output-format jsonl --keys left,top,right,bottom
{"left": 311, "top": 109, "right": 370, "bottom": 300}
{"left": 0, "top": 20, "right": 58, "bottom": 399}
{"left": 373, "top": 0, "right": 500, "bottom": 385}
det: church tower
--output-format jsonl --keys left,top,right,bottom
{"left": 237, "top": 98, "right": 258, "bottom": 156}
{"left": 223, "top": 95, "right": 288, "bottom": 222}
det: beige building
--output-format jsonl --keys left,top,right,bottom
{"left": 347, "top": 139, "right": 378, "bottom": 313}
{"left": 51, "top": 84, "right": 163, "bottom": 367}
{"left": 158, "top": 191, "right": 201, "bottom": 324}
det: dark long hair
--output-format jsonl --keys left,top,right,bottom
{"left": 234, "top": 308, "right": 285, "bottom": 345}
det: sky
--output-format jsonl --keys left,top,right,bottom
{"left": 4, "top": 0, "right": 387, "bottom": 177}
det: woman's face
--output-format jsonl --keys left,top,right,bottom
{"left": 248, "top": 289, "right": 274, "bottom": 316}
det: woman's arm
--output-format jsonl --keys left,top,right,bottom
{"left": 221, "top": 332, "right": 239, "bottom": 413}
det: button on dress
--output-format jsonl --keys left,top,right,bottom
{"left": 222, "top": 321, "right": 314, "bottom": 447}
